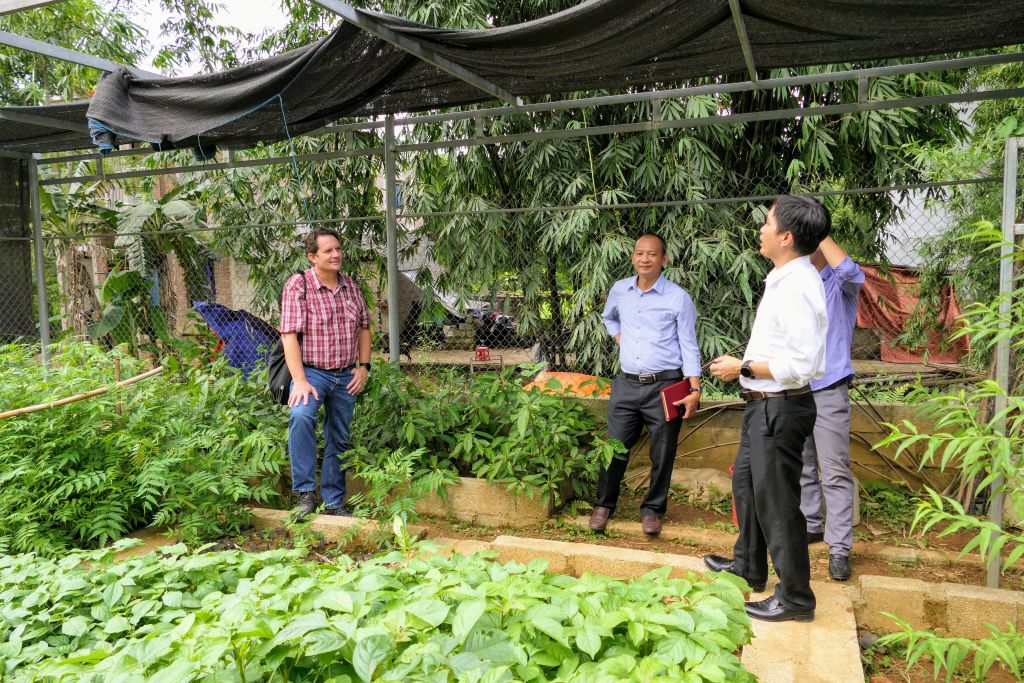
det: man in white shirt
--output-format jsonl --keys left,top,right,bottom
{"left": 706, "top": 195, "right": 831, "bottom": 623}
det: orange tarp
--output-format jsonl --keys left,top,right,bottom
{"left": 523, "top": 371, "right": 612, "bottom": 398}
{"left": 857, "top": 265, "right": 969, "bottom": 364}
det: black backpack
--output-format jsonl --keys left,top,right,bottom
{"left": 267, "top": 271, "right": 307, "bottom": 405}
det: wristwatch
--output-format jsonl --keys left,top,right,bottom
{"left": 740, "top": 360, "right": 754, "bottom": 379}
{"left": 359, "top": 362, "right": 371, "bottom": 371}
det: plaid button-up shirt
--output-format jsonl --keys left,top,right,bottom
{"left": 280, "top": 269, "right": 369, "bottom": 370}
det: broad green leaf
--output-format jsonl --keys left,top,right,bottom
{"left": 352, "top": 633, "right": 394, "bottom": 682}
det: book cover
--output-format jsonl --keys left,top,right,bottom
{"left": 659, "top": 380, "right": 693, "bottom": 421}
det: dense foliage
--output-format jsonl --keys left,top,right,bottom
{"left": 874, "top": 226, "right": 1024, "bottom": 679}
{"left": 0, "top": 537, "right": 755, "bottom": 682}
{"left": 0, "top": 342, "right": 286, "bottom": 556}
{"left": 348, "top": 364, "right": 624, "bottom": 515}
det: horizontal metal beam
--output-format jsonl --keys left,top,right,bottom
{"left": 23, "top": 50, "right": 1024, "bottom": 163}
{"left": 0, "top": 0, "right": 69, "bottom": 16}
{"left": 0, "top": 30, "right": 161, "bottom": 78}
{"left": 0, "top": 108, "right": 87, "bottom": 132}
{"left": 311, "top": 0, "right": 523, "bottom": 106}
{"left": 728, "top": 0, "right": 758, "bottom": 83}
{"left": 0, "top": 148, "right": 31, "bottom": 159}
{"left": 39, "top": 145, "right": 381, "bottom": 186}
{"left": 393, "top": 86, "right": 1024, "bottom": 154}
{"left": 394, "top": 176, "right": 1002, "bottom": 219}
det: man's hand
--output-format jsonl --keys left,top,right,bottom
{"left": 346, "top": 366, "right": 369, "bottom": 395}
{"left": 674, "top": 392, "right": 700, "bottom": 419}
{"left": 709, "top": 355, "right": 743, "bottom": 382}
{"left": 288, "top": 378, "right": 319, "bottom": 407}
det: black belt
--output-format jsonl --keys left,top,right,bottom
{"left": 621, "top": 369, "right": 684, "bottom": 384}
{"left": 307, "top": 363, "right": 355, "bottom": 373}
{"left": 740, "top": 385, "right": 812, "bottom": 402}
{"left": 814, "top": 375, "right": 852, "bottom": 393}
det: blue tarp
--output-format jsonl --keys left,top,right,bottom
{"left": 193, "top": 301, "right": 279, "bottom": 377}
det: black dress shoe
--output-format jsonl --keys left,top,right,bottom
{"left": 702, "top": 555, "right": 766, "bottom": 592}
{"left": 806, "top": 530, "right": 825, "bottom": 544}
{"left": 829, "top": 554, "right": 852, "bottom": 581}
{"left": 744, "top": 595, "right": 814, "bottom": 622}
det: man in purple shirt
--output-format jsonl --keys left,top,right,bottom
{"left": 803, "top": 236, "right": 864, "bottom": 581}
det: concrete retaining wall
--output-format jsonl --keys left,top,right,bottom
{"left": 579, "top": 397, "right": 948, "bottom": 488}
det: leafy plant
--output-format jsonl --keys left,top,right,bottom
{"left": 858, "top": 480, "right": 920, "bottom": 534}
{"left": 871, "top": 224, "right": 1024, "bottom": 678}
{"left": 0, "top": 340, "right": 287, "bottom": 555}
{"left": 348, "top": 363, "right": 625, "bottom": 512}
{"left": 87, "top": 267, "right": 172, "bottom": 354}
{"left": 0, "top": 537, "right": 755, "bottom": 682}
{"left": 874, "top": 616, "right": 1024, "bottom": 683}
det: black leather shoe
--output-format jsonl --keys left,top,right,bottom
{"left": 744, "top": 595, "right": 814, "bottom": 622}
{"left": 322, "top": 506, "right": 352, "bottom": 517}
{"left": 702, "top": 555, "right": 766, "bottom": 592}
{"left": 829, "top": 554, "right": 852, "bottom": 581}
{"left": 807, "top": 530, "right": 825, "bottom": 544}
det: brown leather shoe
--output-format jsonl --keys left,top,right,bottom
{"left": 589, "top": 506, "right": 612, "bottom": 532}
{"left": 642, "top": 514, "right": 662, "bottom": 536}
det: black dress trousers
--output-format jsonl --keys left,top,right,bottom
{"left": 596, "top": 374, "right": 683, "bottom": 517}
{"left": 731, "top": 393, "right": 818, "bottom": 611}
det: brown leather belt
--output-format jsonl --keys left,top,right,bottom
{"left": 740, "top": 385, "right": 812, "bottom": 402}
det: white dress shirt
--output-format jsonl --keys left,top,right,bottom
{"left": 740, "top": 256, "right": 829, "bottom": 392}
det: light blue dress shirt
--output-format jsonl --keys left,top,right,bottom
{"left": 602, "top": 274, "right": 701, "bottom": 376}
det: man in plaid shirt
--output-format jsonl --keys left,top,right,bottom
{"left": 280, "top": 228, "right": 371, "bottom": 518}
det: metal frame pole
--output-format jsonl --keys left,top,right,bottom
{"left": 987, "top": 135, "right": 1020, "bottom": 588}
{"left": 384, "top": 115, "right": 400, "bottom": 365}
{"left": 27, "top": 154, "right": 50, "bottom": 366}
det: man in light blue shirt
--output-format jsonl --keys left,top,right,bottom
{"left": 802, "top": 236, "right": 865, "bottom": 582}
{"left": 589, "top": 234, "right": 701, "bottom": 536}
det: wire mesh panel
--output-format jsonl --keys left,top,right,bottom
{"left": 0, "top": 159, "right": 37, "bottom": 342}
{"left": 5, "top": 105, "right": 1014, "bottom": 394}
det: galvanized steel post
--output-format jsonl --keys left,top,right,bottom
{"left": 384, "top": 115, "right": 400, "bottom": 365}
{"left": 987, "top": 135, "right": 1020, "bottom": 588}
{"left": 28, "top": 154, "right": 50, "bottom": 366}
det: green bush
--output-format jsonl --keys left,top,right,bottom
{"left": 0, "top": 537, "right": 755, "bottom": 682}
{"left": 349, "top": 364, "right": 624, "bottom": 511}
{"left": 0, "top": 341, "right": 287, "bottom": 555}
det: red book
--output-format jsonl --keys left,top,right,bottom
{"left": 660, "top": 380, "right": 693, "bottom": 421}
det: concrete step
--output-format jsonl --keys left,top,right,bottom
{"left": 742, "top": 580, "right": 861, "bottom": 683}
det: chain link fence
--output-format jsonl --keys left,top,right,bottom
{"left": 2, "top": 112, "right": 1017, "bottom": 392}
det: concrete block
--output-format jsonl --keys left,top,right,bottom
{"left": 489, "top": 536, "right": 571, "bottom": 573}
{"left": 941, "top": 582, "right": 1024, "bottom": 640}
{"left": 249, "top": 507, "right": 427, "bottom": 546}
{"left": 416, "top": 477, "right": 566, "bottom": 526}
{"left": 857, "top": 575, "right": 932, "bottom": 633}
{"left": 659, "top": 552, "right": 707, "bottom": 579}
{"left": 568, "top": 544, "right": 661, "bottom": 579}
{"left": 743, "top": 582, "right": 862, "bottom": 683}
{"left": 874, "top": 546, "right": 921, "bottom": 565}
{"left": 430, "top": 538, "right": 492, "bottom": 558}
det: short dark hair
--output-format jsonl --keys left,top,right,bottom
{"left": 770, "top": 195, "right": 831, "bottom": 255}
{"left": 636, "top": 233, "right": 667, "bottom": 255}
{"left": 304, "top": 228, "right": 341, "bottom": 255}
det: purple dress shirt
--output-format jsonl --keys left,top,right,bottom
{"left": 812, "top": 256, "right": 864, "bottom": 391}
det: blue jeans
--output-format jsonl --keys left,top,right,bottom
{"left": 288, "top": 366, "right": 357, "bottom": 508}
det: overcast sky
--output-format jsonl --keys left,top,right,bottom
{"left": 131, "top": 0, "right": 292, "bottom": 72}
